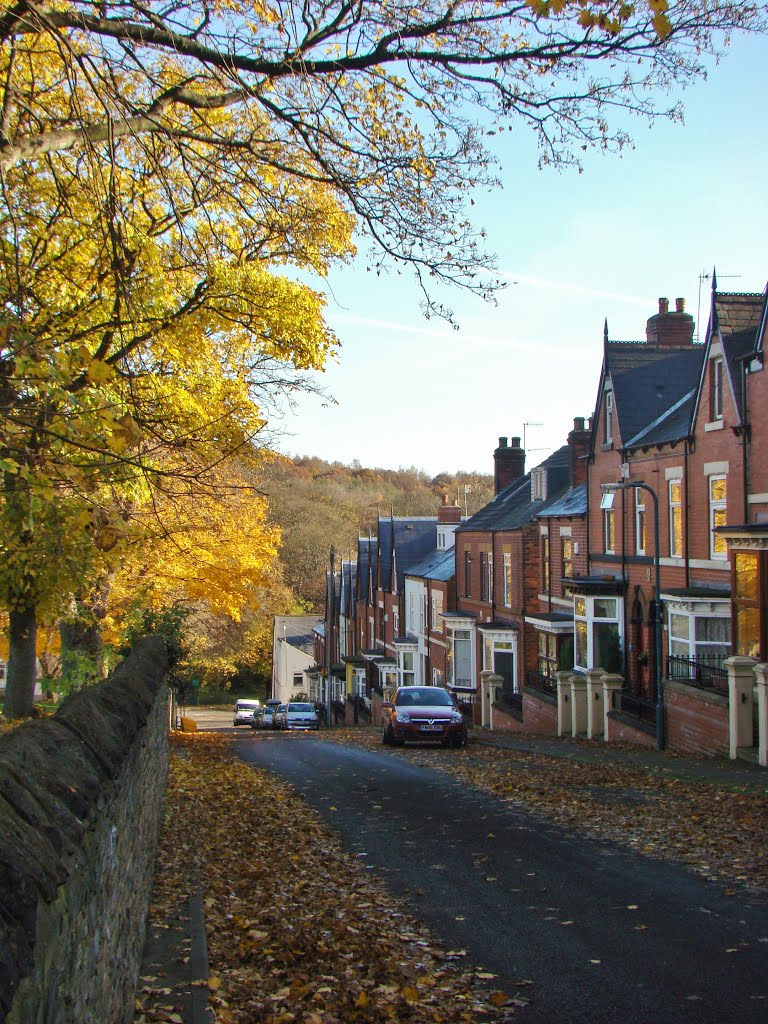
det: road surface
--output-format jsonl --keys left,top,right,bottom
{"left": 193, "top": 712, "right": 768, "bottom": 1024}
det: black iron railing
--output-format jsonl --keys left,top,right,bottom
{"left": 667, "top": 654, "right": 729, "bottom": 694}
{"left": 525, "top": 669, "right": 557, "bottom": 697}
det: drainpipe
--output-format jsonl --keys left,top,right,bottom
{"left": 683, "top": 442, "right": 690, "bottom": 589}
{"left": 737, "top": 352, "right": 751, "bottom": 523}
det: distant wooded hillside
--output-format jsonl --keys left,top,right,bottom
{"left": 261, "top": 456, "right": 493, "bottom": 608}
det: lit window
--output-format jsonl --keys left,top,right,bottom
{"left": 562, "top": 537, "right": 574, "bottom": 580}
{"left": 669, "top": 480, "right": 682, "bottom": 557}
{"left": 487, "top": 551, "right": 493, "bottom": 602}
{"left": 464, "top": 551, "right": 472, "bottom": 597}
{"left": 537, "top": 632, "right": 558, "bottom": 681}
{"left": 733, "top": 551, "right": 761, "bottom": 657}
{"left": 709, "top": 476, "right": 727, "bottom": 560}
{"left": 503, "top": 551, "right": 512, "bottom": 607}
{"left": 542, "top": 534, "right": 550, "bottom": 591}
{"left": 604, "top": 508, "right": 615, "bottom": 554}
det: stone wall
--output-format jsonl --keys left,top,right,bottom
{"left": 0, "top": 637, "right": 170, "bottom": 1024}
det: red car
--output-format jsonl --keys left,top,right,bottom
{"left": 381, "top": 686, "right": 468, "bottom": 748}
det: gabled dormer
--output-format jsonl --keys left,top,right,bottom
{"left": 692, "top": 277, "right": 765, "bottom": 436}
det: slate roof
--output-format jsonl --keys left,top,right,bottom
{"left": 456, "top": 446, "right": 571, "bottom": 533}
{"left": 406, "top": 545, "right": 455, "bottom": 582}
{"left": 338, "top": 560, "right": 358, "bottom": 618}
{"left": 356, "top": 537, "right": 376, "bottom": 603}
{"left": 537, "top": 483, "right": 587, "bottom": 519}
{"left": 378, "top": 516, "right": 438, "bottom": 592}
{"left": 275, "top": 615, "right": 323, "bottom": 653}
{"left": 606, "top": 342, "right": 704, "bottom": 448}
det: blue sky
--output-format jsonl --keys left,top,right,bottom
{"left": 274, "top": 30, "right": 768, "bottom": 479}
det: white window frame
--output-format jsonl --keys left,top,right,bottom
{"left": 635, "top": 490, "right": 646, "bottom": 556}
{"left": 446, "top": 628, "right": 473, "bottom": 689}
{"left": 709, "top": 475, "right": 727, "bottom": 560}
{"left": 393, "top": 606, "right": 400, "bottom": 637}
{"left": 431, "top": 592, "right": 443, "bottom": 633}
{"left": 668, "top": 608, "right": 731, "bottom": 666}
{"left": 486, "top": 551, "right": 494, "bottom": 602}
{"left": 398, "top": 649, "right": 416, "bottom": 686}
{"left": 604, "top": 390, "right": 614, "bottom": 444}
{"left": 574, "top": 594, "right": 623, "bottom": 671}
{"left": 712, "top": 356, "right": 724, "bottom": 421}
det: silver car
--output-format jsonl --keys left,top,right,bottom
{"left": 284, "top": 702, "right": 320, "bottom": 731}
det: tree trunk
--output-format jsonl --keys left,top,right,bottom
{"left": 4, "top": 605, "right": 38, "bottom": 718}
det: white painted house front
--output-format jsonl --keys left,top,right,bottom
{"left": 272, "top": 615, "right": 323, "bottom": 704}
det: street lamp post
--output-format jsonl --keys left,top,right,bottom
{"left": 601, "top": 481, "right": 665, "bottom": 750}
{"left": 325, "top": 545, "right": 336, "bottom": 730}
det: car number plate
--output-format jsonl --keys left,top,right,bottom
{"left": 419, "top": 724, "right": 443, "bottom": 732}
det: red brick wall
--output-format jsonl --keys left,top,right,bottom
{"left": 487, "top": 703, "right": 527, "bottom": 732}
{"left": 522, "top": 690, "right": 558, "bottom": 734}
{"left": 605, "top": 713, "right": 657, "bottom": 747}
{"left": 746, "top": 361, "right": 768, "bottom": 509}
{"left": 665, "top": 682, "right": 729, "bottom": 757}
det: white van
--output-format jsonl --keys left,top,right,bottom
{"left": 233, "top": 698, "right": 261, "bottom": 726}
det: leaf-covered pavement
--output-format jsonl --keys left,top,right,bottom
{"left": 322, "top": 728, "right": 768, "bottom": 895}
{"left": 135, "top": 733, "right": 521, "bottom": 1024}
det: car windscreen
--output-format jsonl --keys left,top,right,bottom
{"left": 288, "top": 703, "right": 314, "bottom": 712}
{"left": 395, "top": 688, "right": 453, "bottom": 707}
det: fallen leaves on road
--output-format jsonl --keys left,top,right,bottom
{"left": 323, "top": 728, "right": 768, "bottom": 893}
{"left": 137, "top": 733, "right": 518, "bottom": 1024}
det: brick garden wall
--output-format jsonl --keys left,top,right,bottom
{"left": 605, "top": 712, "right": 657, "bottom": 748}
{"left": 1, "top": 637, "right": 170, "bottom": 1024}
{"left": 665, "top": 680, "right": 729, "bottom": 757}
{"left": 522, "top": 689, "right": 558, "bottom": 734}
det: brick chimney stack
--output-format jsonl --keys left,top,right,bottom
{"left": 567, "top": 416, "right": 592, "bottom": 487}
{"left": 494, "top": 436, "right": 525, "bottom": 494}
{"left": 645, "top": 296, "right": 695, "bottom": 348}
{"left": 437, "top": 494, "right": 462, "bottom": 524}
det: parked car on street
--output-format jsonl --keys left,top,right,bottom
{"left": 284, "top": 702, "right": 320, "bottom": 731}
{"left": 250, "top": 707, "right": 265, "bottom": 730}
{"left": 258, "top": 705, "right": 278, "bottom": 730}
{"left": 381, "top": 686, "right": 467, "bottom": 748}
{"left": 233, "top": 698, "right": 261, "bottom": 726}
{"left": 273, "top": 704, "right": 288, "bottom": 730}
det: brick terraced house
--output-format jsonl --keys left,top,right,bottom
{"left": 318, "top": 278, "right": 768, "bottom": 764}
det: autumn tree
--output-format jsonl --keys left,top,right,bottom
{"left": 0, "top": 121, "right": 354, "bottom": 715}
{"left": 0, "top": 1, "right": 764, "bottom": 318}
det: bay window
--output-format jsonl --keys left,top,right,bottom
{"left": 574, "top": 594, "right": 622, "bottom": 672}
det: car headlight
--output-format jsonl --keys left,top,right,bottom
{"left": 450, "top": 711, "right": 463, "bottom": 723}
{"left": 395, "top": 710, "right": 410, "bottom": 723}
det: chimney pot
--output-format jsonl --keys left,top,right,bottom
{"left": 676, "top": 297, "right": 685, "bottom": 312}
{"left": 574, "top": 416, "right": 585, "bottom": 431}
{"left": 510, "top": 436, "right": 521, "bottom": 447}
{"left": 659, "top": 297, "right": 669, "bottom": 314}
{"left": 498, "top": 436, "right": 508, "bottom": 448}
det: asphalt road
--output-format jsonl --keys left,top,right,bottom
{"left": 196, "top": 712, "right": 768, "bottom": 1024}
